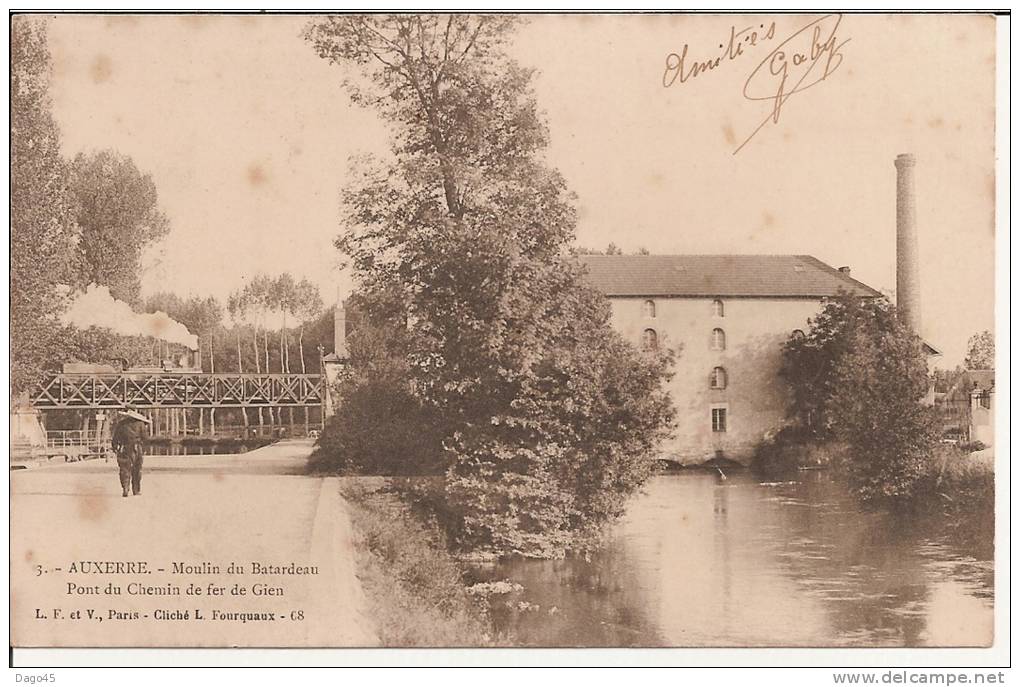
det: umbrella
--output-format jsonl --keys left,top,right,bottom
{"left": 120, "top": 410, "right": 152, "bottom": 424}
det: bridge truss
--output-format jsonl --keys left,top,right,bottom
{"left": 29, "top": 373, "right": 324, "bottom": 410}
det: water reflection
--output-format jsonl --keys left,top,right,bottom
{"left": 144, "top": 440, "right": 269, "bottom": 456}
{"left": 477, "top": 472, "right": 993, "bottom": 647}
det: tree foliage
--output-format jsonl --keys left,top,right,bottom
{"left": 226, "top": 274, "right": 324, "bottom": 375}
{"left": 310, "top": 293, "right": 447, "bottom": 476}
{"left": 306, "top": 15, "right": 675, "bottom": 556}
{"left": 70, "top": 150, "right": 170, "bottom": 305}
{"left": 10, "top": 18, "right": 80, "bottom": 395}
{"left": 964, "top": 330, "right": 994, "bottom": 370}
{"left": 10, "top": 19, "right": 172, "bottom": 395}
{"left": 781, "top": 294, "right": 938, "bottom": 503}
{"left": 572, "top": 243, "right": 625, "bottom": 256}
{"left": 144, "top": 292, "right": 222, "bottom": 338}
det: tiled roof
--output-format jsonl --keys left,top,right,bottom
{"left": 577, "top": 254, "right": 882, "bottom": 298}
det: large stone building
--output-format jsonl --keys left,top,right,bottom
{"left": 579, "top": 254, "right": 882, "bottom": 464}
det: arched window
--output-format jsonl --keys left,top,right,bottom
{"left": 712, "top": 299, "right": 725, "bottom": 317}
{"left": 711, "top": 328, "right": 726, "bottom": 351}
{"left": 710, "top": 366, "right": 728, "bottom": 390}
{"left": 642, "top": 328, "right": 658, "bottom": 351}
{"left": 643, "top": 299, "right": 656, "bottom": 318}
{"left": 792, "top": 329, "right": 805, "bottom": 340}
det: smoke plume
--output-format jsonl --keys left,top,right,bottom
{"left": 62, "top": 284, "right": 199, "bottom": 350}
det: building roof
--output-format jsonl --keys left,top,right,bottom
{"left": 577, "top": 254, "right": 882, "bottom": 298}
{"left": 947, "top": 369, "right": 995, "bottom": 399}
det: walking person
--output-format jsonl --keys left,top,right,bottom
{"left": 112, "top": 410, "right": 150, "bottom": 497}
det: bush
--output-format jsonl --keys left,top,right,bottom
{"left": 309, "top": 377, "right": 446, "bottom": 476}
{"left": 308, "top": 293, "right": 448, "bottom": 476}
{"left": 752, "top": 427, "right": 855, "bottom": 479}
{"left": 443, "top": 441, "right": 578, "bottom": 558}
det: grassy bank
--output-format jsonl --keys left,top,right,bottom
{"left": 921, "top": 446, "right": 995, "bottom": 542}
{"left": 337, "top": 476, "right": 501, "bottom": 647}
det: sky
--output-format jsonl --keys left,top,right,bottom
{"left": 45, "top": 13, "right": 997, "bottom": 365}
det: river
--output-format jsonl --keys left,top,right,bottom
{"left": 475, "top": 471, "right": 994, "bottom": 647}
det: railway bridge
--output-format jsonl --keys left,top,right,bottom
{"left": 29, "top": 372, "right": 323, "bottom": 409}
{"left": 27, "top": 372, "right": 326, "bottom": 441}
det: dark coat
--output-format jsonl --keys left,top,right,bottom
{"left": 112, "top": 418, "right": 146, "bottom": 453}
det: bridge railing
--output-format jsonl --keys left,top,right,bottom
{"left": 45, "top": 429, "right": 105, "bottom": 448}
{"left": 30, "top": 373, "right": 324, "bottom": 409}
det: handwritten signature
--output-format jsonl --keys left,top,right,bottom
{"left": 735, "top": 15, "right": 850, "bottom": 154}
{"left": 662, "top": 15, "right": 850, "bottom": 155}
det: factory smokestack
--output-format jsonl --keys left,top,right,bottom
{"left": 895, "top": 153, "right": 922, "bottom": 334}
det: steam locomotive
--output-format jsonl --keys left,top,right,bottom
{"left": 61, "top": 347, "right": 202, "bottom": 375}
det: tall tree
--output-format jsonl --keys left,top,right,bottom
{"left": 69, "top": 151, "right": 169, "bottom": 306}
{"left": 293, "top": 279, "right": 324, "bottom": 375}
{"left": 964, "top": 330, "right": 994, "bottom": 370}
{"left": 225, "top": 291, "right": 250, "bottom": 427}
{"left": 226, "top": 292, "right": 246, "bottom": 374}
{"left": 242, "top": 275, "right": 277, "bottom": 425}
{"left": 306, "top": 16, "right": 674, "bottom": 555}
{"left": 288, "top": 278, "right": 324, "bottom": 430}
{"left": 782, "top": 294, "right": 939, "bottom": 503}
{"left": 10, "top": 17, "right": 80, "bottom": 395}
{"left": 273, "top": 273, "right": 297, "bottom": 373}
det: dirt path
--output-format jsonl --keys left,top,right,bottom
{"left": 10, "top": 440, "right": 377, "bottom": 647}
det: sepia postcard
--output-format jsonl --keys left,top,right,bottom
{"left": 8, "top": 11, "right": 1006, "bottom": 663}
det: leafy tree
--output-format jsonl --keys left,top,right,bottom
{"left": 226, "top": 292, "right": 248, "bottom": 373}
{"left": 270, "top": 273, "right": 296, "bottom": 373}
{"left": 292, "top": 278, "right": 324, "bottom": 374}
{"left": 69, "top": 150, "right": 170, "bottom": 306}
{"left": 931, "top": 365, "right": 963, "bottom": 394}
{"left": 11, "top": 20, "right": 172, "bottom": 396}
{"left": 781, "top": 294, "right": 938, "bottom": 504}
{"left": 53, "top": 327, "right": 155, "bottom": 371}
{"left": 235, "top": 275, "right": 274, "bottom": 386}
{"left": 964, "top": 330, "right": 994, "bottom": 370}
{"left": 143, "top": 293, "right": 222, "bottom": 371}
{"left": 779, "top": 295, "right": 861, "bottom": 433}
{"left": 10, "top": 17, "right": 79, "bottom": 395}
{"left": 306, "top": 15, "right": 675, "bottom": 555}
{"left": 310, "top": 292, "right": 447, "bottom": 475}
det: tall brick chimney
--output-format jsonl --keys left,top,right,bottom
{"left": 895, "top": 153, "right": 921, "bottom": 334}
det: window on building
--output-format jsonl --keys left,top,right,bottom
{"left": 712, "top": 407, "right": 727, "bottom": 432}
{"left": 710, "top": 366, "right": 727, "bottom": 389}
{"left": 711, "top": 328, "right": 726, "bottom": 350}
{"left": 643, "top": 299, "right": 656, "bottom": 318}
{"left": 712, "top": 299, "right": 724, "bottom": 317}
{"left": 792, "top": 329, "right": 805, "bottom": 340}
{"left": 642, "top": 328, "right": 658, "bottom": 351}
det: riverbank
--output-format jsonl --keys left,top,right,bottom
{"left": 335, "top": 470, "right": 992, "bottom": 647}
{"left": 336, "top": 476, "right": 501, "bottom": 647}
{"left": 751, "top": 436, "right": 994, "bottom": 552}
